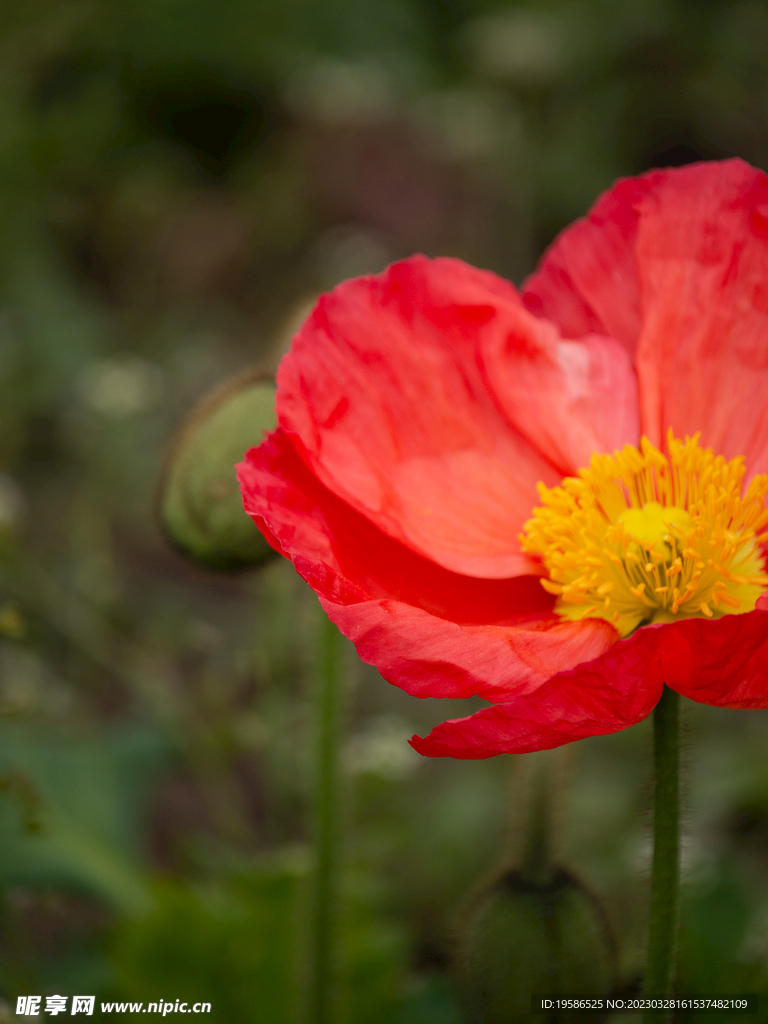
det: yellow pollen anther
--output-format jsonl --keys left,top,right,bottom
{"left": 520, "top": 432, "right": 768, "bottom": 637}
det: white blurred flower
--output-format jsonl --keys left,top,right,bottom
{"left": 78, "top": 357, "right": 165, "bottom": 416}
{"left": 0, "top": 474, "right": 25, "bottom": 529}
{"left": 312, "top": 225, "right": 392, "bottom": 289}
{"left": 345, "top": 715, "right": 421, "bottom": 780}
{"left": 285, "top": 59, "right": 395, "bottom": 125}
{"left": 414, "top": 89, "right": 521, "bottom": 160}
{"left": 463, "top": 10, "right": 565, "bottom": 84}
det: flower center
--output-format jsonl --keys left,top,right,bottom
{"left": 520, "top": 433, "right": 768, "bottom": 637}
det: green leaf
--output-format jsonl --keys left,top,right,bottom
{"left": 0, "top": 722, "right": 166, "bottom": 914}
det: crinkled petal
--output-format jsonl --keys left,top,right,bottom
{"left": 480, "top": 317, "right": 639, "bottom": 474}
{"left": 278, "top": 255, "right": 584, "bottom": 578}
{"left": 411, "top": 601, "right": 768, "bottom": 757}
{"left": 411, "top": 623, "right": 665, "bottom": 757}
{"left": 321, "top": 596, "right": 617, "bottom": 701}
{"left": 237, "top": 431, "right": 617, "bottom": 701}
{"left": 632, "top": 160, "right": 768, "bottom": 470}
{"left": 522, "top": 173, "right": 653, "bottom": 355}
{"left": 524, "top": 159, "right": 768, "bottom": 474}
{"left": 656, "top": 605, "right": 768, "bottom": 709}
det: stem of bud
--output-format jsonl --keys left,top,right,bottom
{"left": 519, "top": 749, "right": 558, "bottom": 885}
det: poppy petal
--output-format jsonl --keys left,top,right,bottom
{"left": 238, "top": 431, "right": 618, "bottom": 701}
{"left": 321, "top": 596, "right": 617, "bottom": 701}
{"left": 411, "top": 602, "right": 768, "bottom": 757}
{"left": 410, "top": 623, "right": 665, "bottom": 757}
{"left": 655, "top": 608, "right": 768, "bottom": 709}
{"left": 632, "top": 160, "right": 768, "bottom": 471}
{"left": 277, "top": 255, "right": 570, "bottom": 578}
{"left": 522, "top": 172, "right": 654, "bottom": 356}
{"left": 524, "top": 159, "right": 768, "bottom": 474}
{"left": 480, "top": 318, "right": 639, "bottom": 474}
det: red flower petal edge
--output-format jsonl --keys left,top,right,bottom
{"left": 410, "top": 608, "right": 768, "bottom": 758}
{"left": 238, "top": 430, "right": 618, "bottom": 703}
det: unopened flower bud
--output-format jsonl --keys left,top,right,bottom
{"left": 455, "top": 867, "right": 616, "bottom": 1023}
{"left": 159, "top": 369, "right": 277, "bottom": 571}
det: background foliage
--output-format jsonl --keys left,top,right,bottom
{"left": 0, "top": 0, "right": 768, "bottom": 1020}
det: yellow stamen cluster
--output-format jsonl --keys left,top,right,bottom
{"left": 520, "top": 433, "right": 768, "bottom": 637}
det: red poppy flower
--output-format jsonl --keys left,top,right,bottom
{"left": 237, "top": 158, "right": 768, "bottom": 759}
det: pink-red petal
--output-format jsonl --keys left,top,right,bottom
{"left": 411, "top": 625, "right": 665, "bottom": 757}
{"left": 632, "top": 161, "right": 768, "bottom": 470}
{"left": 237, "top": 430, "right": 617, "bottom": 702}
{"left": 321, "top": 595, "right": 617, "bottom": 701}
{"left": 276, "top": 255, "right": 617, "bottom": 578}
{"left": 480, "top": 319, "right": 639, "bottom": 474}
{"left": 524, "top": 159, "right": 768, "bottom": 475}
{"left": 522, "top": 172, "right": 655, "bottom": 356}
{"left": 411, "top": 603, "right": 768, "bottom": 757}
{"left": 656, "top": 607, "right": 768, "bottom": 709}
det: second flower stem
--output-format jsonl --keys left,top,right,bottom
{"left": 644, "top": 685, "right": 681, "bottom": 1022}
{"left": 310, "top": 612, "right": 346, "bottom": 1024}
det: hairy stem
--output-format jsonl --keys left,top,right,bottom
{"left": 644, "top": 686, "right": 681, "bottom": 1022}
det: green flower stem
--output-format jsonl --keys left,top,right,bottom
{"left": 310, "top": 612, "right": 346, "bottom": 1024}
{"left": 644, "top": 685, "right": 681, "bottom": 1022}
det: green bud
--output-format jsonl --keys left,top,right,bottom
{"left": 159, "top": 369, "right": 277, "bottom": 571}
{"left": 455, "top": 867, "right": 616, "bottom": 1024}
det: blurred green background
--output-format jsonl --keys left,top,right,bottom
{"left": 1, "top": 0, "right": 768, "bottom": 1020}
